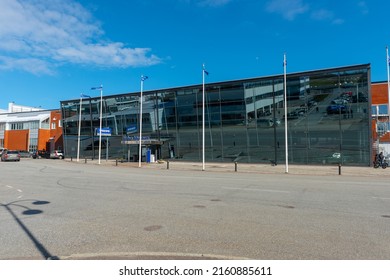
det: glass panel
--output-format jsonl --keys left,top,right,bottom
{"left": 60, "top": 65, "right": 371, "bottom": 165}
{"left": 378, "top": 105, "right": 388, "bottom": 115}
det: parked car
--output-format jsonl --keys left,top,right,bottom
{"left": 1, "top": 150, "right": 21, "bottom": 162}
{"left": 284, "top": 111, "right": 299, "bottom": 120}
{"left": 36, "top": 150, "right": 50, "bottom": 158}
{"left": 326, "top": 105, "right": 347, "bottom": 114}
{"left": 50, "top": 150, "right": 64, "bottom": 159}
{"left": 19, "top": 150, "right": 31, "bottom": 158}
{"left": 257, "top": 118, "right": 281, "bottom": 127}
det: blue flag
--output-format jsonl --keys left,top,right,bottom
{"left": 203, "top": 64, "right": 209, "bottom": 75}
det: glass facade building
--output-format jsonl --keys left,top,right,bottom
{"left": 60, "top": 64, "right": 372, "bottom": 166}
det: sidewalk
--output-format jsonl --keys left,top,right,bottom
{"left": 65, "top": 158, "right": 390, "bottom": 177}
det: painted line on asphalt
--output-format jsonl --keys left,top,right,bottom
{"left": 2, "top": 185, "right": 23, "bottom": 199}
{"left": 372, "top": 196, "right": 390, "bottom": 200}
{"left": 17, "top": 188, "right": 23, "bottom": 199}
{"left": 222, "top": 186, "right": 290, "bottom": 193}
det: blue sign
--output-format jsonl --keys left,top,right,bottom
{"left": 96, "top": 127, "right": 112, "bottom": 136}
{"left": 126, "top": 125, "right": 137, "bottom": 134}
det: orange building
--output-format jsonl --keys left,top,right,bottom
{"left": 0, "top": 103, "right": 63, "bottom": 153}
{"left": 371, "top": 82, "right": 390, "bottom": 154}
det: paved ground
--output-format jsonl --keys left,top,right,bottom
{"left": 68, "top": 158, "right": 389, "bottom": 177}
{"left": 1, "top": 158, "right": 389, "bottom": 260}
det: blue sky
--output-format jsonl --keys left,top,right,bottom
{"left": 0, "top": 0, "right": 388, "bottom": 110}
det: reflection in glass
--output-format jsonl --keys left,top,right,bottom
{"left": 60, "top": 64, "right": 371, "bottom": 166}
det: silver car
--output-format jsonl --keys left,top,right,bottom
{"left": 50, "top": 150, "right": 64, "bottom": 159}
{"left": 1, "top": 150, "right": 21, "bottom": 162}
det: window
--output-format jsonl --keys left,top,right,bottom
{"left": 10, "top": 123, "right": 23, "bottom": 130}
{"left": 372, "top": 104, "right": 388, "bottom": 116}
{"left": 51, "top": 122, "right": 56, "bottom": 129}
{"left": 9, "top": 121, "right": 39, "bottom": 130}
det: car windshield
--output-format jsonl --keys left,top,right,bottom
{"left": 8, "top": 151, "right": 19, "bottom": 154}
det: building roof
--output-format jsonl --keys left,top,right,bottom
{"left": 0, "top": 110, "right": 51, "bottom": 123}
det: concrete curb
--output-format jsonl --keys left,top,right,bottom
{"left": 64, "top": 158, "right": 390, "bottom": 177}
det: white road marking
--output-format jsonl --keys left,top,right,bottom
{"left": 2, "top": 185, "right": 23, "bottom": 199}
{"left": 372, "top": 197, "right": 390, "bottom": 200}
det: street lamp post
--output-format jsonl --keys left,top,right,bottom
{"left": 77, "top": 93, "right": 91, "bottom": 162}
{"left": 202, "top": 64, "right": 208, "bottom": 171}
{"left": 139, "top": 75, "right": 148, "bottom": 168}
{"left": 91, "top": 85, "right": 103, "bottom": 164}
{"left": 283, "top": 53, "right": 288, "bottom": 173}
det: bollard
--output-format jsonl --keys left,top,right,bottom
{"left": 338, "top": 163, "right": 341, "bottom": 175}
{"left": 234, "top": 161, "right": 238, "bottom": 172}
{"left": 167, "top": 161, "right": 170, "bottom": 170}
{"left": 71, "top": 157, "right": 73, "bottom": 162}
{"left": 116, "top": 159, "right": 118, "bottom": 166}
{"left": 85, "top": 158, "right": 87, "bottom": 164}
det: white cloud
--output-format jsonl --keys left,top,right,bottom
{"left": 0, "top": 0, "right": 161, "bottom": 75}
{"left": 311, "top": 9, "right": 333, "bottom": 21}
{"left": 266, "top": 0, "right": 344, "bottom": 24}
{"left": 358, "top": 1, "right": 369, "bottom": 14}
{"left": 0, "top": 56, "right": 54, "bottom": 75}
{"left": 266, "top": 0, "right": 309, "bottom": 20}
{"left": 310, "top": 9, "right": 344, "bottom": 25}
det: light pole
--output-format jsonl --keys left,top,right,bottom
{"left": 283, "top": 53, "right": 288, "bottom": 173}
{"left": 77, "top": 93, "right": 91, "bottom": 162}
{"left": 139, "top": 75, "right": 148, "bottom": 168}
{"left": 202, "top": 64, "right": 208, "bottom": 171}
{"left": 91, "top": 85, "right": 103, "bottom": 164}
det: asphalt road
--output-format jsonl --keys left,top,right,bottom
{"left": 0, "top": 159, "right": 389, "bottom": 260}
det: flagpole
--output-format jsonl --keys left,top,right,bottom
{"left": 77, "top": 94, "right": 83, "bottom": 162}
{"left": 202, "top": 64, "right": 206, "bottom": 171}
{"left": 284, "top": 53, "right": 289, "bottom": 174}
{"left": 91, "top": 86, "right": 103, "bottom": 165}
{"left": 98, "top": 86, "right": 103, "bottom": 165}
{"left": 139, "top": 75, "right": 147, "bottom": 168}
